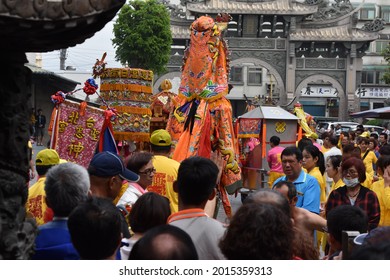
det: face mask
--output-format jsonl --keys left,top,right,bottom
{"left": 343, "top": 177, "right": 359, "bottom": 188}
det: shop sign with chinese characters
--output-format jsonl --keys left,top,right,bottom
{"left": 355, "top": 87, "right": 390, "bottom": 98}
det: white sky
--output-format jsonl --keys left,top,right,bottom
{"left": 41, "top": 0, "right": 181, "bottom": 72}
{"left": 41, "top": 19, "right": 122, "bottom": 72}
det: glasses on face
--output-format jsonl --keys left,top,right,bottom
{"left": 342, "top": 168, "right": 358, "bottom": 177}
{"left": 139, "top": 168, "right": 156, "bottom": 176}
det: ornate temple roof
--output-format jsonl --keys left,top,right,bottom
{"left": 290, "top": 25, "right": 379, "bottom": 42}
{"left": 0, "top": 0, "right": 125, "bottom": 52}
{"left": 186, "top": 0, "right": 318, "bottom": 15}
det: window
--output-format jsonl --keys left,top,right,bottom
{"left": 247, "top": 67, "right": 262, "bottom": 85}
{"left": 362, "top": 71, "right": 374, "bottom": 84}
{"left": 229, "top": 66, "right": 243, "bottom": 83}
{"left": 361, "top": 71, "right": 387, "bottom": 85}
{"left": 242, "top": 15, "right": 258, "bottom": 37}
{"left": 381, "top": 6, "right": 390, "bottom": 22}
{"left": 375, "top": 41, "right": 390, "bottom": 53}
{"left": 382, "top": 11, "right": 390, "bottom": 22}
{"left": 360, "top": 9, "right": 376, "bottom": 19}
{"left": 378, "top": 72, "right": 387, "bottom": 85}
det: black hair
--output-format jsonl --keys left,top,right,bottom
{"left": 36, "top": 165, "right": 54, "bottom": 176}
{"left": 219, "top": 203, "right": 293, "bottom": 260}
{"left": 270, "top": 136, "right": 280, "bottom": 146}
{"left": 176, "top": 156, "right": 219, "bottom": 206}
{"left": 376, "top": 156, "right": 390, "bottom": 172}
{"left": 68, "top": 197, "right": 122, "bottom": 260}
{"left": 281, "top": 146, "right": 303, "bottom": 162}
{"left": 303, "top": 145, "right": 325, "bottom": 175}
{"left": 150, "top": 143, "right": 171, "bottom": 153}
{"left": 380, "top": 132, "right": 388, "bottom": 140}
{"left": 125, "top": 152, "right": 154, "bottom": 173}
{"left": 327, "top": 205, "right": 368, "bottom": 244}
{"left": 297, "top": 137, "right": 313, "bottom": 153}
{"left": 327, "top": 155, "right": 342, "bottom": 170}
{"left": 128, "top": 192, "right": 171, "bottom": 233}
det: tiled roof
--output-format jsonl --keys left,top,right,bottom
{"left": 290, "top": 25, "right": 379, "bottom": 41}
{"left": 187, "top": 0, "right": 317, "bottom": 15}
{"left": 25, "top": 64, "right": 80, "bottom": 85}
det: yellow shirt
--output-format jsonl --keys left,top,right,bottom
{"left": 149, "top": 155, "right": 180, "bottom": 214}
{"left": 372, "top": 179, "right": 390, "bottom": 227}
{"left": 361, "top": 150, "right": 377, "bottom": 177}
{"left": 330, "top": 178, "right": 345, "bottom": 192}
{"left": 362, "top": 172, "right": 373, "bottom": 190}
{"left": 309, "top": 167, "right": 326, "bottom": 203}
{"left": 321, "top": 146, "right": 330, "bottom": 154}
{"left": 26, "top": 177, "right": 47, "bottom": 226}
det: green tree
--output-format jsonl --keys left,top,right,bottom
{"left": 383, "top": 43, "right": 390, "bottom": 84}
{"left": 112, "top": 0, "right": 172, "bottom": 75}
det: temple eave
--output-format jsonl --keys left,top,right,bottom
{"left": 187, "top": 7, "right": 316, "bottom": 15}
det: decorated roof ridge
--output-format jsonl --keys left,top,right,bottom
{"left": 186, "top": 0, "right": 318, "bottom": 15}
{"left": 289, "top": 24, "right": 379, "bottom": 42}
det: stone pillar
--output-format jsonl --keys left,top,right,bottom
{"left": 346, "top": 52, "right": 358, "bottom": 120}
{"left": 0, "top": 52, "right": 36, "bottom": 259}
{"left": 285, "top": 42, "right": 295, "bottom": 105}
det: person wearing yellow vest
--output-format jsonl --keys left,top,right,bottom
{"left": 26, "top": 149, "right": 60, "bottom": 225}
{"left": 302, "top": 145, "right": 326, "bottom": 207}
{"left": 326, "top": 155, "right": 344, "bottom": 193}
{"left": 371, "top": 156, "right": 390, "bottom": 227}
{"left": 360, "top": 137, "right": 378, "bottom": 178}
{"left": 148, "top": 129, "right": 180, "bottom": 214}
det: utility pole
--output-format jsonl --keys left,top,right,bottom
{"left": 60, "top": 48, "right": 67, "bottom": 70}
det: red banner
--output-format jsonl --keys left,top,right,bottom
{"left": 53, "top": 100, "right": 105, "bottom": 167}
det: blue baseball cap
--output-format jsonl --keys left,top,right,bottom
{"left": 88, "top": 151, "right": 139, "bottom": 182}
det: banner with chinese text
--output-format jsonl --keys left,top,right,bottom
{"left": 54, "top": 100, "right": 105, "bottom": 167}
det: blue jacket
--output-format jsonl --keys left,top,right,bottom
{"left": 32, "top": 219, "right": 79, "bottom": 260}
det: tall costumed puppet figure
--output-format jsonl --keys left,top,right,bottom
{"left": 166, "top": 14, "right": 241, "bottom": 217}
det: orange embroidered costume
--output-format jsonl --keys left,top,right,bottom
{"left": 166, "top": 15, "right": 241, "bottom": 217}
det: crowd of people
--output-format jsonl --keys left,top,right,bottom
{"left": 24, "top": 125, "right": 390, "bottom": 260}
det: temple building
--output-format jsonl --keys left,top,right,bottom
{"left": 156, "top": 0, "right": 388, "bottom": 120}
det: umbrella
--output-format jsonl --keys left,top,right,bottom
{"left": 350, "top": 107, "right": 390, "bottom": 119}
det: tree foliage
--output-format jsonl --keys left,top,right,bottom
{"left": 112, "top": 0, "right": 172, "bottom": 75}
{"left": 383, "top": 43, "right": 390, "bottom": 84}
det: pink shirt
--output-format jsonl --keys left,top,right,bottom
{"left": 267, "top": 146, "right": 284, "bottom": 173}
{"left": 313, "top": 142, "right": 322, "bottom": 150}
